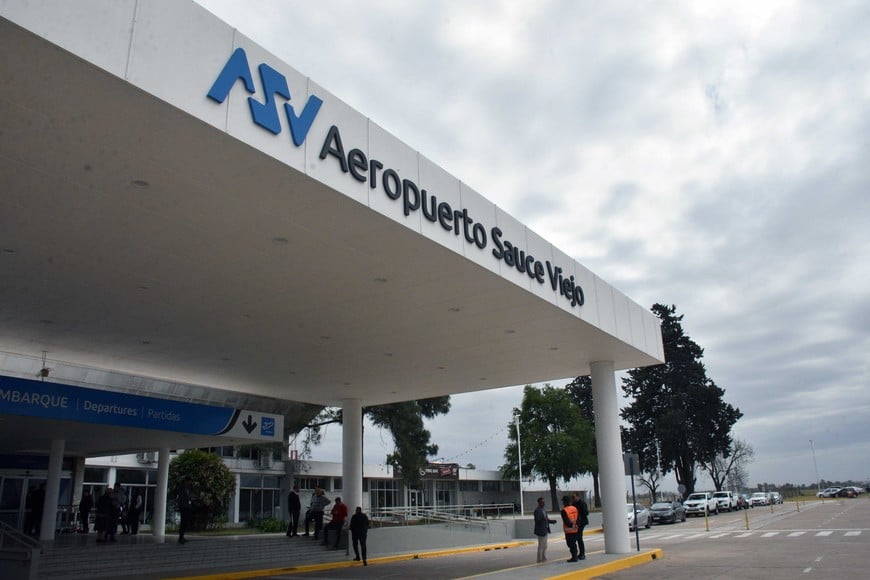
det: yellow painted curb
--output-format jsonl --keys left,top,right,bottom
{"left": 545, "top": 548, "right": 663, "bottom": 580}
{"left": 168, "top": 541, "right": 535, "bottom": 580}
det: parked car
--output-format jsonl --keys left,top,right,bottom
{"left": 737, "top": 494, "right": 750, "bottom": 509}
{"left": 684, "top": 492, "right": 718, "bottom": 516}
{"left": 649, "top": 501, "right": 686, "bottom": 524}
{"left": 749, "top": 492, "right": 769, "bottom": 506}
{"left": 837, "top": 487, "right": 858, "bottom": 498}
{"left": 627, "top": 503, "right": 651, "bottom": 531}
{"left": 712, "top": 491, "right": 739, "bottom": 512}
{"left": 768, "top": 492, "right": 783, "bottom": 504}
{"left": 817, "top": 487, "right": 841, "bottom": 498}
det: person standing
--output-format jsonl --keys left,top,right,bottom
{"left": 127, "top": 488, "right": 143, "bottom": 535}
{"left": 78, "top": 490, "right": 93, "bottom": 533}
{"left": 533, "top": 497, "right": 556, "bottom": 563}
{"left": 286, "top": 484, "right": 301, "bottom": 537}
{"left": 303, "top": 487, "right": 331, "bottom": 540}
{"left": 177, "top": 476, "right": 194, "bottom": 545}
{"left": 95, "top": 487, "right": 113, "bottom": 543}
{"left": 560, "top": 495, "right": 579, "bottom": 562}
{"left": 30, "top": 483, "right": 46, "bottom": 537}
{"left": 349, "top": 506, "right": 369, "bottom": 565}
{"left": 571, "top": 492, "right": 589, "bottom": 560}
{"left": 115, "top": 483, "right": 128, "bottom": 535}
{"left": 322, "top": 496, "right": 348, "bottom": 548}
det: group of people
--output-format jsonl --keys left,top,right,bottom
{"left": 533, "top": 492, "right": 589, "bottom": 563}
{"left": 84, "top": 483, "right": 143, "bottom": 542}
{"left": 285, "top": 484, "right": 370, "bottom": 565}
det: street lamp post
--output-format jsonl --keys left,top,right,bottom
{"left": 810, "top": 440, "right": 820, "bottom": 494}
{"left": 514, "top": 413, "right": 524, "bottom": 515}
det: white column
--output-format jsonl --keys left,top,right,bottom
{"left": 341, "top": 399, "right": 363, "bottom": 512}
{"left": 71, "top": 456, "right": 86, "bottom": 505}
{"left": 39, "top": 438, "right": 65, "bottom": 541}
{"left": 591, "top": 360, "right": 630, "bottom": 554}
{"left": 153, "top": 447, "right": 170, "bottom": 543}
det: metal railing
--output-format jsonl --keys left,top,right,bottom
{"left": 0, "top": 520, "right": 41, "bottom": 552}
{"left": 370, "top": 503, "right": 516, "bottom": 528}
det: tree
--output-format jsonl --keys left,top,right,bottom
{"left": 707, "top": 439, "right": 755, "bottom": 491}
{"left": 169, "top": 449, "right": 236, "bottom": 529}
{"left": 368, "top": 396, "right": 451, "bottom": 488}
{"left": 300, "top": 396, "right": 451, "bottom": 488}
{"left": 621, "top": 304, "right": 742, "bottom": 497}
{"left": 502, "top": 384, "right": 595, "bottom": 509}
{"left": 565, "top": 376, "right": 601, "bottom": 507}
{"left": 621, "top": 424, "right": 666, "bottom": 502}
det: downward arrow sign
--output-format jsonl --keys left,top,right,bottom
{"left": 242, "top": 414, "right": 257, "bottom": 434}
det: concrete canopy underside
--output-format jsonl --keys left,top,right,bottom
{"left": 0, "top": 10, "right": 662, "bottom": 458}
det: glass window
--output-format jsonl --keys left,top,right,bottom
{"left": 116, "top": 469, "right": 147, "bottom": 484}
{"left": 240, "top": 474, "right": 261, "bottom": 488}
{"left": 482, "top": 481, "right": 500, "bottom": 492}
{"left": 333, "top": 478, "right": 342, "bottom": 491}
{"left": 459, "top": 480, "right": 478, "bottom": 492}
{"left": 84, "top": 468, "right": 107, "bottom": 483}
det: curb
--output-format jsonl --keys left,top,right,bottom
{"left": 545, "top": 548, "right": 663, "bottom": 580}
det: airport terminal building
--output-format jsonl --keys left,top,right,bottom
{"left": 0, "top": 0, "right": 663, "bottom": 555}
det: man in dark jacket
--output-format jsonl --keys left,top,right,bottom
{"left": 349, "top": 506, "right": 370, "bottom": 565}
{"left": 286, "top": 484, "right": 301, "bottom": 537}
{"left": 177, "top": 477, "right": 194, "bottom": 545}
{"left": 571, "top": 492, "right": 590, "bottom": 560}
{"left": 533, "top": 497, "right": 556, "bottom": 563}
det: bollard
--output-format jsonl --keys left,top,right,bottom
{"left": 744, "top": 506, "right": 750, "bottom": 530}
{"left": 704, "top": 508, "right": 710, "bottom": 532}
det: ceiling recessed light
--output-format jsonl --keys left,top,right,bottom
{"left": 1, "top": 248, "right": 16, "bottom": 254}
{"left": 549, "top": 346, "right": 559, "bottom": 351}
{"left": 140, "top": 340, "right": 151, "bottom": 345}
{"left": 383, "top": 352, "right": 393, "bottom": 357}
{"left": 220, "top": 356, "right": 230, "bottom": 361}
{"left": 320, "top": 335, "right": 330, "bottom": 340}
{"left": 131, "top": 179, "right": 149, "bottom": 188}
{"left": 39, "top": 319, "right": 54, "bottom": 325}
{"left": 505, "top": 329, "right": 516, "bottom": 334}
{"left": 272, "top": 237, "right": 289, "bottom": 244}
{"left": 343, "top": 382, "right": 352, "bottom": 386}
{"left": 374, "top": 277, "right": 388, "bottom": 283}
{"left": 448, "top": 307, "right": 461, "bottom": 313}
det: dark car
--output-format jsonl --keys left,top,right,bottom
{"left": 837, "top": 487, "right": 857, "bottom": 498}
{"left": 736, "top": 494, "right": 750, "bottom": 510}
{"left": 648, "top": 500, "right": 686, "bottom": 524}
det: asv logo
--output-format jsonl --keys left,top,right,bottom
{"left": 207, "top": 48, "right": 323, "bottom": 146}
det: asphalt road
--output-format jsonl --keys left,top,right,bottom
{"left": 596, "top": 498, "right": 869, "bottom": 580}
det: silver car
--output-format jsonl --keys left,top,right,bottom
{"left": 627, "top": 503, "right": 651, "bottom": 531}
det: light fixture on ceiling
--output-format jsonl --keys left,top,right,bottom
{"left": 448, "top": 307, "right": 461, "bottom": 313}
{"left": 131, "top": 179, "right": 150, "bottom": 188}
{"left": 38, "top": 350, "right": 50, "bottom": 381}
{"left": 272, "top": 237, "right": 289, "bottom": 244}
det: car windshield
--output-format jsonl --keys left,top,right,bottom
{"left": 751, "top": 493, "right": 765, "bottom": 497}
{"left": 626, "top": 504, "right": 640, "bottom": 513}
{"left": 713, "top": 492, "right": 727, "bottom": 497}
{"left": 687, "top": 494, "right": 706, "bottom": 500}
{"left": 650, "top": 502, "right": 671, "bottom": 509}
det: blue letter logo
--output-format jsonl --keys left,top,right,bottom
{"left": 208, "top": 48, "right": 323, "bottom": 146}
{"left": 260, "top": 416, "right": 275, "bottom": 437}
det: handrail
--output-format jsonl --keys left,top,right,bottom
{"left": 370, "top": 503, "right": 516, "bottom": 527}
{"left": 0, "top": 520, "right": 41, "bottom": 552}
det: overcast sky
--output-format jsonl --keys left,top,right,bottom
{"left": 194, "top": 1, "right": 869, "bottom": 489}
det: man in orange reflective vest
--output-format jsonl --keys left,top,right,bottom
{"left": 560, "top": 495, "right": 580, "bottom": 562}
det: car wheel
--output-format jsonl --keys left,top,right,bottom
{"left": 645, "top": 517, "right": 651, "bottom": 529}
{"left": 681, "top": 512, "right": 686, "bottom": 522}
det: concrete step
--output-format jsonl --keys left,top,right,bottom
{"left": 38, "top": 533, "right": 348, "bottom": 579}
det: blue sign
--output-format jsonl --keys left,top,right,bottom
{"left": 0, "top": 375, "right": 281, "bottom": 440}
{"left": 207, "top": 48, "right": 323, "bottom": 146}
